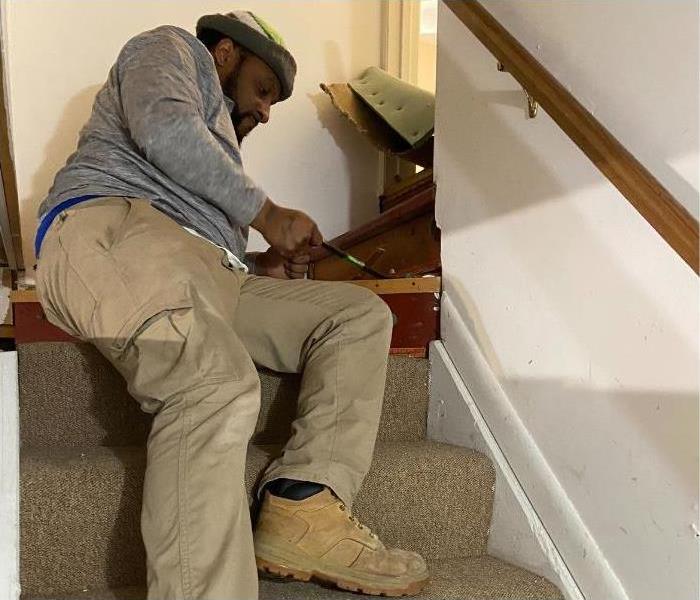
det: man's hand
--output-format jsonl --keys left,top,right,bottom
{"left": 251, "top": 198, "right": 322, "bottom": 257}
{"left": 255, "top": 247, "right": 311, "bottom": 279}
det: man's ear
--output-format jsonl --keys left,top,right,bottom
{"left": 213, "top": 37, "right": 242, "bottom": 68}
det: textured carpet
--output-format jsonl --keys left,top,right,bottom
{"left": 19, "top": 340, "right": 562, "bottom": 600}
{"left": 22, "top": 557, "right": 562, "bottom": 600}
{"left": 20, "top": 441, "right": 495, "bottom": 595}
{"left": 18, "top": 343, "right": 429, "bottom": 447}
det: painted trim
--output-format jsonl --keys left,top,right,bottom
{"left": 380, "top": 0, "right": 420, "bottom": 85}
{"left": 380, "top": 0, "right": 421, "bottom": 187}
{"left": 1, "top": 266, "right": 10, "bottom": 324}
{"left": 0, "top": 351, "right": 19, "bottom": 600}
{"left": 0, "top": 0, "right": 22, "bottom": 269}
{"left": 378, "top": 1, "right": 400, "bottom": 197}
{"left": 400, "top": 0, "right": 421, "bottom": 86}
{"left": 438, "top": 292, "right": 630, "bottom": 600}
{"left": 429, "top": 340, "right": 581, "bottom": 599}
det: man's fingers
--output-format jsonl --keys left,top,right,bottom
{"left": 310, "top": 226, "right": 323, "bottom": 247}
{"left": 284, "top": 256, "right": 310, "bottom": 279}
{"left": 297, "top": 225, "right": 321, "bottom": 254}
{"left": 287, "top": 254, "right": 311, "bottom": 265}
{"left": 284, "top": 265, "right": 307, "bottom": 278}
{"left": 285, "top": 261, "right": 309, "bottom": 273}
{"left": 263, "top": 207, "right": 322, "bottom": 259}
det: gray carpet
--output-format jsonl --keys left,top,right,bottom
{"left": 23, "top": 557, "right": 563, "bottom": 600}
{"left": 18, "top": 343, "right": 429, "bottom": 447}
{"left": 21, "top": 441, "right": 495, "bottom": 594}
{"left": 19, "top": 341, "right": 562, "bottom": 600}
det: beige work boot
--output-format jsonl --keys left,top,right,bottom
{"left": 254, "top": 488, "right": 429, "bottom": 597}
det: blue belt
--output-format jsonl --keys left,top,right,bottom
{"left": 35, "top": 194, "right": 104, "bottom": 257}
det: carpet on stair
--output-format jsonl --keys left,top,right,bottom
{"left": 21, "top": 556, "right": 563, "bottom": 600}
{"left": 21, "top": 441, "right": 495, "bottom": 596}
{"left": 18, "top": 342, "right": 429, "bottom": 447}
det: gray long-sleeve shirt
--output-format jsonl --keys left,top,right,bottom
{"left": 37, "top": 25, "right": 267, "bottom": 266}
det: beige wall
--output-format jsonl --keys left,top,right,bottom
{"left": 417, "top": 0, "right": 437, "bottom": 92}
{"left": 435, "top": 2, "right": 698, "bottom": 599}
{"left": 417, "top": 35, "right": 436, "bottom": 92}
{"left": 5, "top": 0, "right": 383, "bottom": 269}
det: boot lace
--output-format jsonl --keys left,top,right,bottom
{"left": 338, "top": 503, "right": 379, "bottom": 540}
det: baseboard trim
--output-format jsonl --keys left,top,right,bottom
{"left": 0, "top": 351, "right": 19, "bottom": 600}
{"left": 429, "top": 291, "right": 630, "bottom": 600}
{"left": 429, "top": 340, "right": 582, "bottom": 599}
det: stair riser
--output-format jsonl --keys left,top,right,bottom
{"left": 20, "top": 443, "right": 494, "bottom": 596}
{"left": 19, "top": 343, "right": 428, "bottom": 447}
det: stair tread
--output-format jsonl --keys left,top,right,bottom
{"left": 21, "top": 556, "right": 562, "bottom": 600}
{"left": 19, "top": 342, "right": 428, "bottom": 446}
{"left": 259, "top": 555, "right": 563, "bottom": 600}
{"left": 18, "top": 344, "right": 563, "bottom": 600}
{"left": 21, "top": 441, "right": 495, "bottom": 595}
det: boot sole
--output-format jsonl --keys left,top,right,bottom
{"left": 257, "top": 556, "right": 429, "bottom": 597}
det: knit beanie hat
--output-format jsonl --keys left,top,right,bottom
{"left": 196, "top": 10, "right": 296, "bottom": 101}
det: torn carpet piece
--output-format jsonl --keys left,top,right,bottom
{"left": 320, "top": 82, "right": 433, "bottom": 168}
{"left": 349, "top": 67, "right": 434, "bottom": 149}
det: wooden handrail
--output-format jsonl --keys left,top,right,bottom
{"left": 444, "top": 0, "right": 699, "bottom": 274}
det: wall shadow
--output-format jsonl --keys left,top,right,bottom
{"left": 20, "top": 84, "right": 101, "bottom": 264}
{"left": 444, "top": 275, "right": 698, "bottom": 496}
{"left": 437, "top": 35, "right": 700, "bottom": 230}
{"left": 303, "top": 36, "right": 382, "bottom": 233}
{"left": 436, "top": 44, "right": 569, "bottom": 232}
{"left": 436, "top": 34, "right": 698, "bottom": 379}
{"left": 308, "top": 85, "right": 380, "bottom": 231}
{"left": 438, "top": 2, "right": 700, "bottom": 220}
{"left": 501, "top": 376, "right": 699, "bottom": 497}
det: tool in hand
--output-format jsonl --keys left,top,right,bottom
{"left": 321, "top": 241, "right": 391, "bottom": 279}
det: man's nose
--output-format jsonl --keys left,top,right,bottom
{"left": 258, "top": 102, "right": 270, "bottom": 124}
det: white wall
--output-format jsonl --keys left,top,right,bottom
{"left": 0, "top": 351, "right": 19, "bottom": 600}
{"left": 5, "top": 0, "right": 383, "bottom": 269}
{"left": 435, "top": 2, "right": 699, "bottom": 600}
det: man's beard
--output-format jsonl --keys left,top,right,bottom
{"left": 224, "top": 62, "right": 257, "bottom": 144}
{"left": 230, "top": 105, "right": 257, "bottom": 144}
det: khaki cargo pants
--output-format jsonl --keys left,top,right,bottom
{"left": 35, "top": 197, "right": 393, "bottom": 600}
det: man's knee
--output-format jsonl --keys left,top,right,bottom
{"left": 366, "top": 291, "right": 394, "bottom": 332}
{"left": 341, "top": 285, "right": 394, "bottom": 337}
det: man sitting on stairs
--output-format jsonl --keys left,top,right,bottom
{"left": 33, "top": 9, "right": 429, "bottom": 600}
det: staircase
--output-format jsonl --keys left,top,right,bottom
{"left": 18, "top": 340, "right": 562, "bottom": 599}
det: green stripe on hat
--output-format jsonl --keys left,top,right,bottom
{"left": 249, "top": 12, "right": 286, "bottom": 48}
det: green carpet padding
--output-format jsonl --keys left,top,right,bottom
{"left": 349, "top": 66, "right": 435, "bottom": 148}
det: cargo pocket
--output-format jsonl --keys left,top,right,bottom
{"left": 39, "top": 259, "right": 97, "bottom": 341}
{"left": 93, "top": 197, "right": 134, "bottom": 253}
{"left": 105, "top": 283, "right": 194, "bottom": 355}
{"left": 115, "top": 305, "right": 195, "bottom": 410}
{"left": 106, "top": 292, "right": 249, "bottom": 411}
